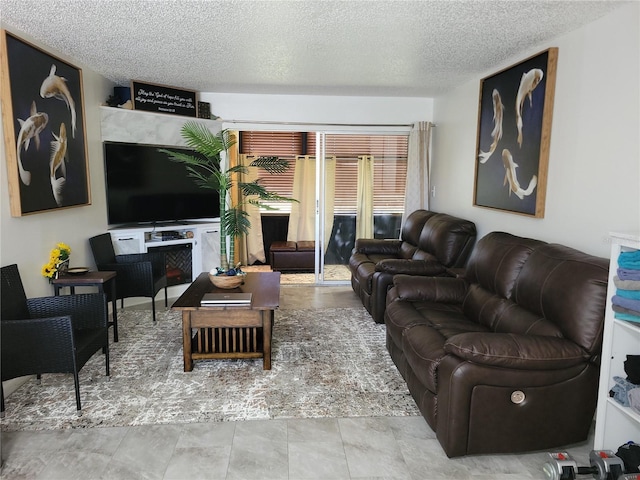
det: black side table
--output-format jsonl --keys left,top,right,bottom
{"left": 52, "top": 271, "right": 119, "bottom": 342}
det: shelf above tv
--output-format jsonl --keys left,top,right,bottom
{"left": 100, "top": 106, "right": 222, "bottom": 146}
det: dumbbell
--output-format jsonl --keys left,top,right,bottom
{"left": 543, "top": 451, "right": 626, "bottom": 480}
{"left": 543, "top": 452, "right": 580, "bottom": 480}
{"left": 589, "top": 450, "right": 625, "bottom": 480}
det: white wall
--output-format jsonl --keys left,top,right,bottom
{"left": 0, "top": 25, "right": 114, "bottom": 298}
{"left": 430, "top": 2, "right": 639, "bottom": 258}
{"left": 200, "top": 92, "right": 433, "bottom": 127}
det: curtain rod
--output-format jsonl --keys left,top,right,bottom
{"left": 222, "top": 119, "right": 435, "bottom": 128}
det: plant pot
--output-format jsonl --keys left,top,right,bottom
{"left": 209, "top": 272, "right": 246, "bottom": 289}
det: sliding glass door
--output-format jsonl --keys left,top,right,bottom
{"left": 239, "top": 128, "right": 409, "bottom": 284}
{"left": 312, "top": 132, "right": 409, "bottom": 283}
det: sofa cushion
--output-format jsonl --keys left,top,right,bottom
{"left": 462, "top": 284, "right": 565, "bottom": 337}
{"left": 445, "top": 332, "right": 589, "bottom": 369}
{"left": 464, "top": 232, "right": 545, "bottom": 300}
{"left": 513, "top": 243, "right": 609, "bottom": 353}
{"left": 385, "top": 298, "right": 468, "bottom": 347}
{"left": 417, "top": 213, "right": 477, "bottom": 267}
{"left": 401, "top": 210, "right": 438, "bottom": 246}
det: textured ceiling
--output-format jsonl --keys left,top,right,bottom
{"left": 0, "top": 0, "right": 629, "bottom": 97}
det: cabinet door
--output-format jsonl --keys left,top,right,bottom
{"left": 111, "top": 232, "right": 144, "bottom": 255}
{"left": 200, "top": 226, "right": 221, "bottom": 272}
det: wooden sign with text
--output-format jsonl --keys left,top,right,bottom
{"left": 131, "top": 80, "right": 197, "bottom": 117}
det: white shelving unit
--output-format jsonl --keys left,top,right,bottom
{"left": 110, "top": 220, "right": 221, "bottom": 295}
{"left": 594, "top": 232, "right": 640, "bottom": 450}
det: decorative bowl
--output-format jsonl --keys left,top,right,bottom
{"left": 209, "top": 272, "right": 246, "bottom": 289}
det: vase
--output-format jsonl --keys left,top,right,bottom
{"left": 55, "top": 259, "right": 70, "bottom": 278}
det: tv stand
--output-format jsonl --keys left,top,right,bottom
{"left": 109, "top": 220, "right": 221, "bottom": 294}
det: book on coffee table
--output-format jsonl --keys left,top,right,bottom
{"left": 200, "top": 292, "right": 253, "bottom": 306}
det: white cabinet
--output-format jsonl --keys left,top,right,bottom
{"left": 594, "top": 232, "right": 640, "bottom": 450}
{"left": 198, "top": 224, "right": 221, "bottom": 273}
{"left": 111, "top": 231, "right": 144, "bottom": 255}
{"left": 108, "top": 221, "right": 220, "bottom": 285}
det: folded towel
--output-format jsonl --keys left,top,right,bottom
{"left": 613, "top": 303, "right": 640, "bottom": 317}
{"left": 615, "top": 276, "right": 640, "bottom": 290}
{"left": 612, "top": 295, "right": 640, "bottom": 311}
{"left": 619, "top": 250, "right": 640, "bottom": 269}
{"left": 615, "top": 312, "right": 640, "bottom": 322}
{"left": 617, "top": 289, "right": 640, "bottom": 300}
{"left": 629, "top": 388, "right": 640, "bottom": 415}
{"left": 618, "top": 268, "right": 640, "bottom": 281}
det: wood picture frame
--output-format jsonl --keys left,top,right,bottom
{"left": 1, "top": 30, "right": 91, "bottom": 217}
{"left": 473, "top": 48, "right": 558, "bottom": 217}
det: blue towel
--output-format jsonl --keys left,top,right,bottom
{"left": 619, "top": 250, "right": 640, "bottom": 269}
{"left": 615, "top": 312, "right": 640, "bottom": 322}
{"left": 612, "top": 295, "right": 640, "bottom": 312}
{"left": 619, "top": 268, "right": 640, "bottom": 281}
{"left": 617, "top": 289, "right": 640, "bottom": 300}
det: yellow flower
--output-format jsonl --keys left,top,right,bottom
{"left": 41, "top": 242, "right": 71, "bottom": 279}
{"left": 41, "top": 263, "right": 55, "bottom": 278}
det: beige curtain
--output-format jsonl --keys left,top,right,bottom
{"left": 238, "top": 154, "right": 266, "bottom": 265}
{"left": 356, "top": 155, "right": 374, "bottom": 239}
{"left": 402, "top": 121, "right": 433, "bottom": 229}
{"left": 288, "top": 155, "right": 336, "bottom": 252}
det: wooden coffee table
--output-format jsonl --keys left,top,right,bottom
{"left": 172, "top": 271, "right": 281, "bottom": 371}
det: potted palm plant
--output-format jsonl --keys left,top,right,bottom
{"left": 160, "top": 122, "right": 295, "bottom": 285}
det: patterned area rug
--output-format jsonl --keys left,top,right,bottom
{"left": 0, "top": 307, "right": 419, "bottom": 431}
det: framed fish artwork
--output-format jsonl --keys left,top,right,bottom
{"left": 1, "top": 30, "right": 90, "bottom": 216}
{"left": 473, "top": 48, "right": 558, "bottom": 218}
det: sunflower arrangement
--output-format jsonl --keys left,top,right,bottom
{"left": 41, "top": 242, "right": 71, "bottom": 279}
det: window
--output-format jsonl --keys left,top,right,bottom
{"left": 240, "top": 131, "right": 408, "bottom": 214}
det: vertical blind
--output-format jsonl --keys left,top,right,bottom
{"left": 240, "top": 131, "right": 408, "bottom": 214}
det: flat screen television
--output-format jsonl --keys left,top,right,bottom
{"left": 103, "top": 142, "right": 219, "bottom": 225}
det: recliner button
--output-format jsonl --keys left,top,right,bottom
{"left": 511, "top": 390, "right": 526, "bottom": 404}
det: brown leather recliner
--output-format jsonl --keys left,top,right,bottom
{"left": 384, "top": 232, "right": 609, "bottom": 457}
{"left": 349, "top": 210, "right": 476, "bottom": 323}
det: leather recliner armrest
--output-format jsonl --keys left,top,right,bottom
{"left": 392, "top": 274, "right": 468, "bottom": 303}
{"left": 376, "top": 258, "right": 446, "bottom": 276}
{"left": 445, "top": 332, "right": 588, "bottom": 370}
{"left": 354, "top": 238, "right": 402, "bottom": 255}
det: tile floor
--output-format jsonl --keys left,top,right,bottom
{"left": 0, "top": 285, "right": 594, "bottom": 479}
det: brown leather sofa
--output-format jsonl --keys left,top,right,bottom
{"left": 349, "top": 210, "right": 476, "bottom": 323}
{"left": 384, "top": 232, "right": 609, "bottom": 457}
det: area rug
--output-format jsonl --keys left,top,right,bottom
{"left": 0, "top": 307, "right": 419, "bottom": 431}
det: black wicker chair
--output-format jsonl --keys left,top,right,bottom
{"left": 1, "top": 264, "right": 109, "bottom": 416}
{"left": 89, "top": 233, "right": 168, "bottom": 322}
